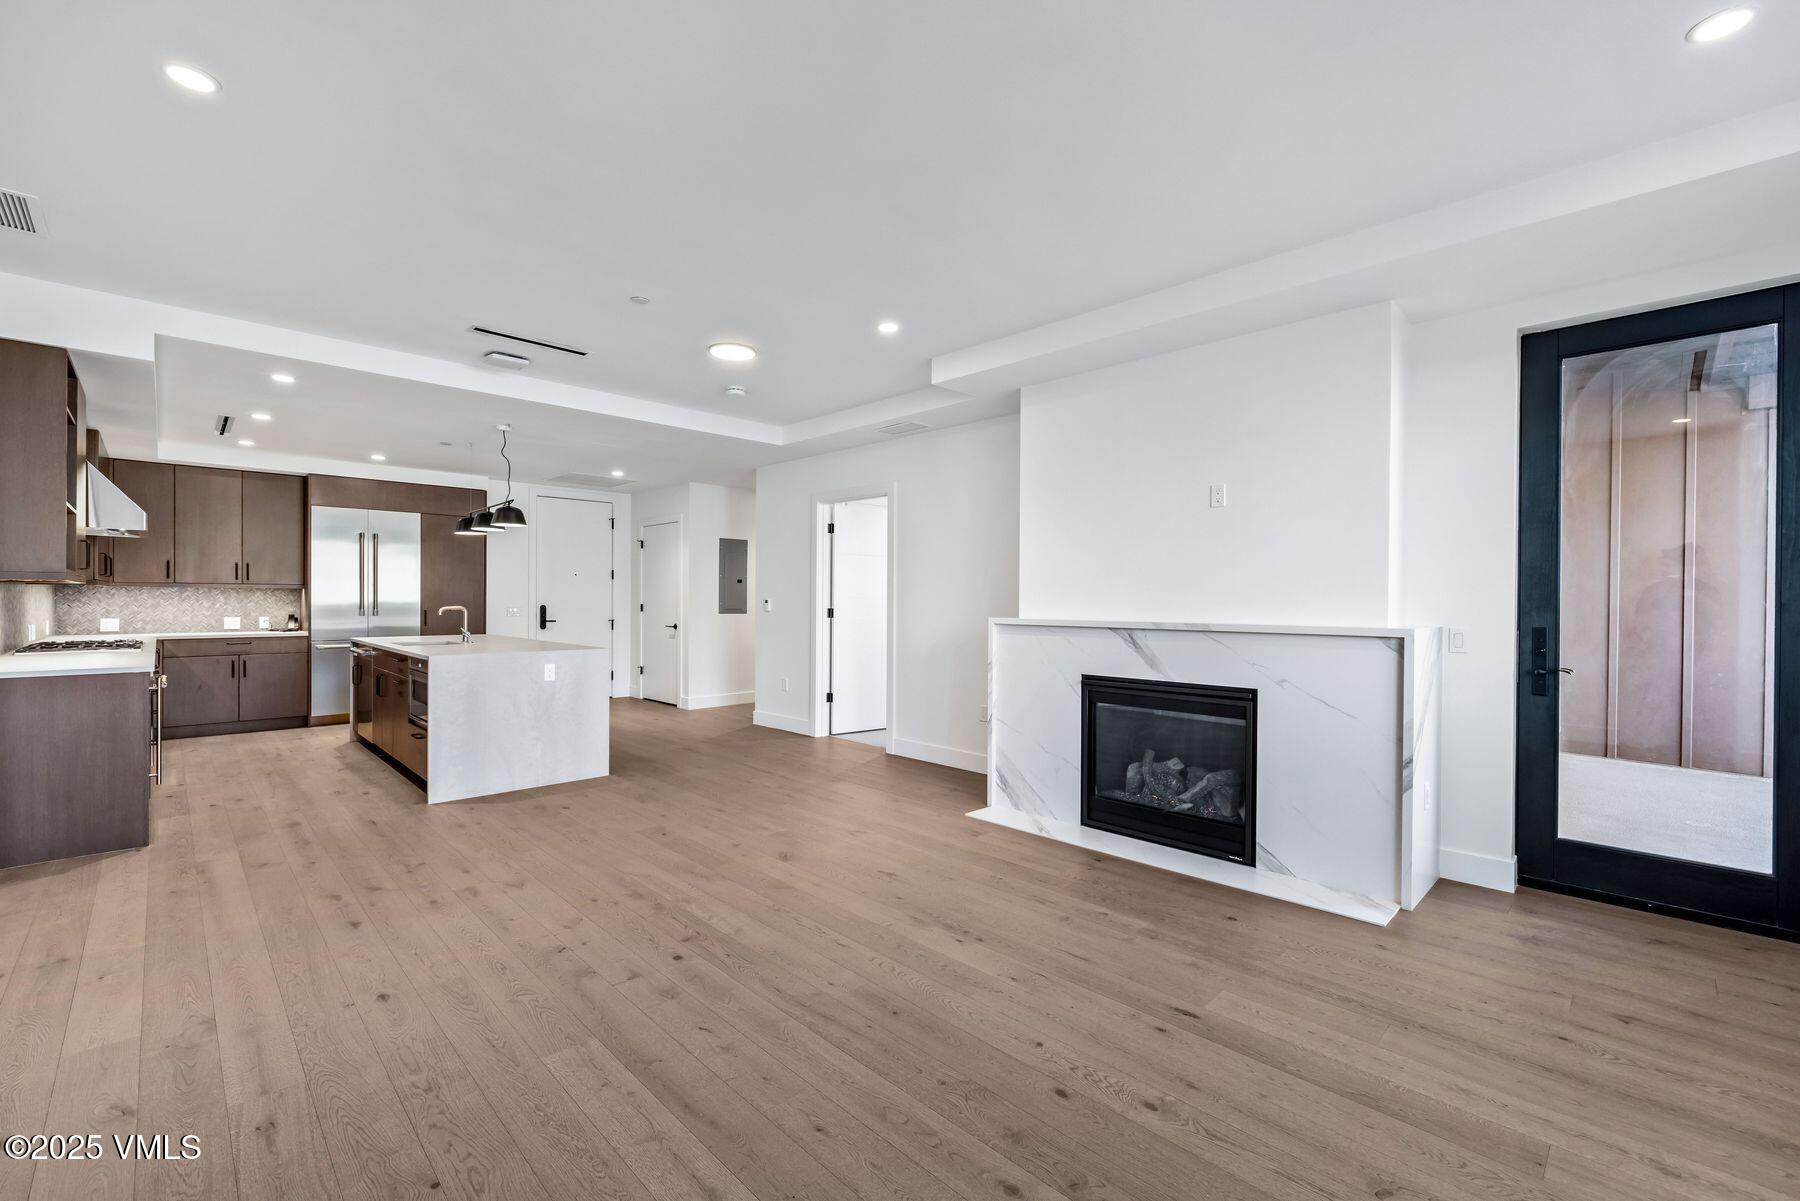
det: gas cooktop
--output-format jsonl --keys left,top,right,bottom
{"left": 14, "top": 638, "right": 145, "bottom": 653}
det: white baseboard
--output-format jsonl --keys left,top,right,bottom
{"left": 891, "top": 736, "right": 987, "bottom": 775}
{"left": 681, "top": 691, "right": 756, "bottom": 711}
{"left": 752, "top": 709, "right": 812, "bottom": 735}
{"left": 1439, "top": 846, "right": 1517, "bottom": 893}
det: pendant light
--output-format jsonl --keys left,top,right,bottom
{"left": 489, "top": 424, "right": 528, "bottom": 529}
{"left": 453, "top": 437, "right": 491, "bottom": 535}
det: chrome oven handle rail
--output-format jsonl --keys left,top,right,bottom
{"left": 149, "top": 672, "right": 165, "bottom": 782}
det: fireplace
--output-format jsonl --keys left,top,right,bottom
{"left": 1081, "top": 675, "right": 1257, "bottom": 864}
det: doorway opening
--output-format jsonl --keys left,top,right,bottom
{"left": 640, "top": 518, "right": 682, "bottom": 706}
{"left": 815, "top": 494, "right": 890, "bottom": 744}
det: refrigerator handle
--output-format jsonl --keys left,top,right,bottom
{"left": 357, "top": 531, "right": 366, "bottom": 616}
{"left": 372, "top": 532, "right": 380, "bottom": 616}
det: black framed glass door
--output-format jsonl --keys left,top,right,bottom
{"left": 1517, "top": 284, "right": 1800, "bottom": 936}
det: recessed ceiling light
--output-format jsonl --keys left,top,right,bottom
{"left": 1672, "top": 417, "right": 1694, "bottom": 424}
{"left": 610, "top": 470, "right": 625, "bottom": 477}
{"left": 708, "top": 342, "right": 757, "bottom": 363}
{"left": 250, "top": 412, "right": 272, "bottom": 421}
{"left": 724, "top": 385, "right": 748, "bottom": 398}
{"left": 876, "top": 320, "right": 900, "bottom": 335}
{"left": 163, "top": 63, "right": 221, "bottom": 94}
{"left": 629, "top": 295, "right": 652, "bottom": 305}
{"left": 269, "top": 372, "right": 295, "bottom": 384}
{"left": 1687, "top": 7, "right": 1754, "bottom": 42}
{"left": 237, "top": 439, "right": 255, "bottom": 447}
{"left": 370, "top": 453, "right": 387, "bottom": 461}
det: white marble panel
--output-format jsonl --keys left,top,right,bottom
{"left": 984, "top": 620, "right": 1440, "bottom": 924}
{"left": 425, "top": 645, "right": 610, "bottom": 803}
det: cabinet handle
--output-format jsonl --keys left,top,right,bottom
{"left": 230, "top": 658, "right": 236, "bottom": 679}
{"left": 375, "top": 675, "right": 383, "bottom": 698}
{"left": 241, "top": 657, "right": 249, "bottom": 678}
{"left": 234, "top": 562, "right": 239, "bottom": 580}
{"left": 165, "top": 558, "right": 171, "bottom": 580}
{"left": 79, "top": 541, "right": 92, "bottom": 570}
{"left": 245, "top": 561, "right": 251, "bottom": 581}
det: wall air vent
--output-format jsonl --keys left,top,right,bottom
{"left": 550, "top": 472, "right": 635, "bottom": 489}
{"left": 878, "top": 421, "right": 929, "bottom": 437}
{"left": 214, "top": 414, "right": 235, "bottom": 436}
{"left": 0, "top": 188, "right": 39, "bottom": 234}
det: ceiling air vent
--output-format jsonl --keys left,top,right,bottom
{"left": 214, "top": 414, "right": 235, "bottom": 436}
{"left": 0, "top": 188, "right": 39, "bottom": 235}
{"left": 878, "top": 421, "right": 929, "bottom": 437}
{"left": 550, "top": 472, "right": 634, "bottom": 489}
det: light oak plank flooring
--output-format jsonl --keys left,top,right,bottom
{"left": 2, "top": 700, "right": 1797, "bottom": 1201}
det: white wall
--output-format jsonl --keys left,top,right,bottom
{"left": 1019, "top": 303, "right": 1403, "bottom": 627}
{"left": 634, "top": 482, "right": 757, "bottom": 709}
{"left": 484, "top": 481, "right": 634, "bottom": 697}
{"left": 1402, "top": 241, "right": 1800, "bottom": 889}
{"left": 754, "top": 417, "right": 1020, "bottom": 771}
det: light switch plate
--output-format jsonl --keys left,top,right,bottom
{"left": 1448, "top": 629, "right": 1468, "bottom": 653}
{"left": 543, "top": 663, "right": 556, "bottom": 682}
{"left": 100, "top": 617, "right": 121, "bottom": 632}
{"left": 223, "top": 616, "right": 242, "bottom": 630}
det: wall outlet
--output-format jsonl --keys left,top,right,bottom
{"left": 1448, "top": 629, "right": 1468, "bottom": 654}
{"left": 26, "top": 622, "right": 36, "bottom": 643}
{"left": 258, "top": 615, "right": 271, "bottom": 630}
{"left": 223, "top": 616, "right": 242, "bottom": 630}
{"left": 100, "top": 617, "right": 121, "bottom": 632}
{"left": 1209, "top": 483, "right": 1227, "bottom": 509}
{"left": 543, "top": 663, "right": 557, "bottom": 682}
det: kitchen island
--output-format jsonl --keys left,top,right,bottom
{"left": 350, "top": 634, "right": 609, "bottom": 803}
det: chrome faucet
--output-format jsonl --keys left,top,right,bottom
{"left": 437, "top": 605, "right": 473, "bottom": 643}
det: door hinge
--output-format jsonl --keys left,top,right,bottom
{"left": 610, "top": 569, "right": 615, "bottom": 579}
{"left": 608, "top": 618, "right": 615, "bottom": 630}
{"left": 827, "top": 522, "right": 835, "bottom": 534}
{"left": 826, "top": 607, "right": 834, "bottom": 619}
{"left": 610, "top": 517, "right": 615, "bottom": 529}
{"left": 826, "top": 691, "right": 834, "bottom": 703}
{"left": 638, "top": 665, "right": 644, "bottom": 675}
{"left": 609, "top": 670, "right": 614, "bottom": 680}
{"left": 639, "top": 603, "right": 644, "bottom": 611}
{"left": 637, "top": 539, "right": 644, "bottom": 549}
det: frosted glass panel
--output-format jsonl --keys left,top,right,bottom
{"left": 1557, "top": 324, "right": 1776, "bottom": 873}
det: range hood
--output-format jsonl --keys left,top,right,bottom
{"left": 79, "top": 462, "right": 147, "bottom": 538}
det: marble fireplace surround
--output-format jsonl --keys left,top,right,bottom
{"left": 978, "top": 620, "right": 1442, "bottom": 925}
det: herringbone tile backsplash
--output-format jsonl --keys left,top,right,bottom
{"left": 54, "top": 585, "right": 304, "bottom": 634}
{"left": 0, "top": 583, "right": 56, "bottom": 653}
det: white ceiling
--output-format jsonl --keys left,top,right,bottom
{"left": 5, "top": 0, "right": 1800, "bottom": 440}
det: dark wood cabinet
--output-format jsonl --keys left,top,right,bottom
{"left": 374, "top": 668, "right": 407, "bottom": 754}
{"left": 241, "top": 471, "right": 306, "bottom": 585}
{"left": 107, "top": 459, "right": 175, "bottom": 584}
{"left": 0, "top": 338, "right": 85, "bottom": 582}
{"left": 174, "top": 466, "right": 243, "bottom": 583}
{"left": 236, "top": 650, "right": 309, "bottom": 721}
{"left": 0, "top": 672, "right": 150, "bottom": 868}
{"left": 163, "top": 654, "right": 242, "bottom": 726}
{"left": 160, "top": 639, "right": 310, "bottom": 734}
{"left": 421, "top": 513, "right": 487, "bottom": 635}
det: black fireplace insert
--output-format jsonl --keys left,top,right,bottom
{"left": 1081, "top": 675, "right": 1257, "bottom": 864}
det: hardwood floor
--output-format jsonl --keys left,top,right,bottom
{"left": 3, "top": 699, "right": 1798, "bottom": 1201}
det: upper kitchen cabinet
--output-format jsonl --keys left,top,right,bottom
{"left": 106, "top": 460, "right": 175, "bottom": 583}
{"left": 171, "top": 465, "right": 305, "bottom": 585}
{"left": 421, "top": 513, "right": 486, "bottom": 635}
{"left": 241, "top": 471, "right": 305, "bottom": 584}
{"left": 174, "top": 466, "right": 243, "bottom": 583}
{"left": 0, "top": 338, "right": 85, "bottom": 582}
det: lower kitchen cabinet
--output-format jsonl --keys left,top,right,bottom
{"left": 365, "top": 663, "right": 428, "bottom": 781}
{"left": 0, "top": 671, "right": 151, "bottom": 868}
{"left": 160, "top": 639, "right": 310, "bottom": 736}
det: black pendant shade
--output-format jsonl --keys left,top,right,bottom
{"left": 453, "top": 513, "right": 485, "bottom": 536}
{"left": 491, "top": 500, "right": 527, "bottom": 528}
{"left": 471, "top": 508, "right": 496, "bottom": 533}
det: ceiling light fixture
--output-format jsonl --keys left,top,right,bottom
{"left": 610, "top": 469, "right": 625, "bottom": 477}
{"left": 708, "top": 341, "right": 757, "bottom": 363}
{"left": 237, "top": 439, "right": 255, "bottom": 447}
{"left": 1687, "top": 7, "right": 1754, "bottom": 42}
{"left": 163, "top": 63, "right": 221, "bottom": 94}
{"left": 724, "top": 385, "right": 747, "bottom": 398}
{"left": 269, "top": 372, "right": 295, "bottom": 384}
{"left": 629, "top": 295, "right": 651, "bottom": 305}
{"left": 250, "top": 412, "right": 271, "bottom": 421}
{"left": 876, "top": 320, "right": 900, "bottom": 335}
{"left": 490, "top": 424, "right": 527, "bottom": 528}
{"left": 369, "top": 453, "right": 386, "bottom": 461}
{"left": 483, "top": 350, "right": 531, "bottom": 370}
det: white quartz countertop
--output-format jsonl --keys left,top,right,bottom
{"left": 0, "top": 635, "right": 157, "bottom": 679}
{"left": 154, "top": 629, "right": 309, "bottom": 641}
{"left": 992, "top": 618, "right": 1434, "bottom": 639}
{"left": 353, "top": 634, "right": 606, "bottom": 659}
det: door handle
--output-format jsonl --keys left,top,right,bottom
{"left": 539, "top": 604, "right": 554, "bottom": 629}
{"left": 664, "top": 624, "right": 679, "bottom": 630}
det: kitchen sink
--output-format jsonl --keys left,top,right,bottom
{"left": 383, "top": 637, "right": 469, "bottom": 646}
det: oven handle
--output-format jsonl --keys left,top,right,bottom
{"left": 148, "top": 673, "right": 165, "bottom": 782}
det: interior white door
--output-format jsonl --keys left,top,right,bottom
{"left": 641, "top": 521, "right": 682, "bottom": 705}
{"left": 534, "top": 496, "right": 613, "bottom": 648}
{"left": 829, "top": 497, "right": 888, "bottom": 734}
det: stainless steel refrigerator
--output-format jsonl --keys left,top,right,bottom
{"left": 310, "top": 506, "right": 421, "bottom": 718}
